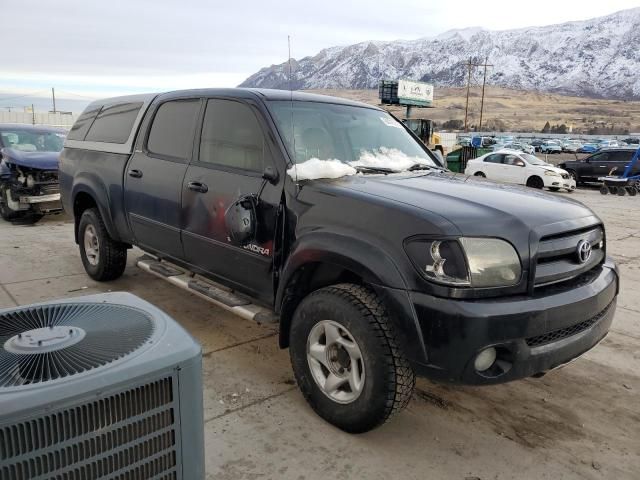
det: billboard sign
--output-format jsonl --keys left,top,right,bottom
{"left": 398, "top": 80, "right": 434, "bottom": 107}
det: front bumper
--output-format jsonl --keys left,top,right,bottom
{"left": 17, "top": 192, "right": 62, "bottom": 213}
{"left": 405, "top": 258, "right": 618, "bottom": 385}
{"left": 543, "top": 175, "right": 576, "bottom": 191}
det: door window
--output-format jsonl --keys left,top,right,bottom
{"left": 147, "top": 99, "right": 201, "bottom": 160}
{"left": 199, "top": 99, "right": 264, "bottom": 172}
{"left": 484, "top": 154, "right": 503, "bottom": 163}
{"left": 610, "top": 151, "right": 634, "bottom": 162}
{"left": 589, "top": 152, "right": 609, "bottom": 162}
{"left": 504, "top": 154, "right": 523, "bottom": 166}
{"left": 67, "top": 105, "right": 102, "bottom": 141}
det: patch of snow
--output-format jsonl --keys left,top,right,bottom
{"left": 350, "top": 147, "right": 432, "bottom": 171}
{"left": 287, "top": 158, "right": 357, "bottom": 181}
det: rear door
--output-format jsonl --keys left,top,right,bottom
{"left": 609, "top": 150, "right": 636, "bottom": 176}
{"left": 482, "top": 153, "right": 504, "bottom": 179}
{"left": 124, "top": 98, "right": 202, "bottom": 260}
{"left": 181, "top": 97, "right": 283, "bottom": 302}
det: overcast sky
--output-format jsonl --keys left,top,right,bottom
{"left": 2, "top": 0, "right": 639, "bottom": 101}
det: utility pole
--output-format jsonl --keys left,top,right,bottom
{"left": 52, "top": 87, "right": 57, "bottom": 114}
{"left": 31, "top": 104, "right": 35, "bottom": 125}
{"left": 464, "top": 58, "right": 473, "bottom": 133}
{"left": 478, "top": 58, "right": 493, "bottom": 132}
{"left": 463, "top": 57, "right": 492, "bottom": 133}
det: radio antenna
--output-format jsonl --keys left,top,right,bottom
{"left": 288, "top": 35, "right": 298, "bottom": 185}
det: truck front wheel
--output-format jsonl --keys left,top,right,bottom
{"left": 289, "top": 283, "right": 415, "bottom": 433}
{"left": 78, "top": 208, "right": 127, "bottom": 281}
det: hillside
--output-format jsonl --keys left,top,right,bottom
{"left": 241, "top": 8, "right": 640, "bottom": 100}
{"left": 304, "top": 86, "right": 640, "bottom": 134}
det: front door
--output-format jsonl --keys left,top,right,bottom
{"left": 583, "top": 152, "right": 609, "bottom": 179}
{"left": 124, "top": 98, "right": 202, "bottom": 260}
{"left": 181, "top": 98, "right": 283, "bottom": 303}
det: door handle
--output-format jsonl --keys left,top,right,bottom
{"left": 188, "top": 181, "right": 208, "bottom": 193}
{"left": 128, "top": 169, "right": 143, "bottom": 178}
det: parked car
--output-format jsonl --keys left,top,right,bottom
{"left": 598, "top": 139, "right": 620, "bottom": 149}
{"left": 529, "top": 139, "right": 545, "bottom": 152}
{"left": 539, "top": 140, "right": 563, "bottom": 154}
{"left": 465, "top": 149, "right": 576, "bottom": 192}
{"left": 559, "top": 148, "right": 640, "bottom": 183}
{"left": 60, "top": 89, "right": 618, "bottom": 433}
{"left": 500, "top": 142, "right": 535, "bottom": 154}
{"left": 578, "top": 143, "right": 599, "bottom": 154}
{"left": 0, "top": 123, "right": 66, "bottom": 221}
{"left": 562, "top": 140, "right": 583, "bottom": 153}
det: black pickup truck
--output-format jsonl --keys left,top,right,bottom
{"left": 60, "top": 89, "right": 618, "bottom": 433}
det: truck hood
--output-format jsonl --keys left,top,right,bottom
{"left": 1, "top": 148, "right": 59, "bottom": 170}
{"left": 328, "top": 172, "right": 597, "bottom": 234}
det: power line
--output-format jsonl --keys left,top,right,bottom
{"left": 463, "top": 58, "right": 493, "bottom": 132}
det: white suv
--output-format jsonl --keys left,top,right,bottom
{"left": 465, "top": 149, "right": 576, "bottom": 192}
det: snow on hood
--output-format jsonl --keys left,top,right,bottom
{"left": 350, "top": 147, "right": 431, "bottom": 171}
{"left": 287, "top": 148, "right": 433, "bottom": 181}
{"left": 287, "top": 158, "right": 357, "bottom": 181}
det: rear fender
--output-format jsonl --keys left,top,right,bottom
{"left": 71, "top": 173, "right": 119, "bottom": 243}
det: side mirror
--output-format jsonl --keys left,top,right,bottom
{"left": 263, "top": 166, "right": 279, "bottom": 184}
{"left": 225, "top": 195, "right": 257, "bottom": 246}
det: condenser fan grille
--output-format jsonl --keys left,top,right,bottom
{"left": 0, "top": 303, "right": 155, "bottom": 387}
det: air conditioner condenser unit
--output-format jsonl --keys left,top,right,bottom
{"left": 0, "top": 292, "right": 204, "bottom": 479}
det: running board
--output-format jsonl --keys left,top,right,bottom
{"left": 136, "top": 256, "right": 278, "bottom": 324}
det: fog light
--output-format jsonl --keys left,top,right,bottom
{"left": 474, "top": 347, "right": 497, "bottom": 372}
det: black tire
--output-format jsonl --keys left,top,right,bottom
{"left": 526, "top": 176, "right": 544, "bottom": 189}
{"left": 617, "top": 187, "right": 627, "bottom": 196}
{"left": 289, "top": 283, "right": 415, "bottom": 433}
{"left": 600, "top": 186, "right": 609, "bottom": 195}
{"left": 609, "top": 186, "right": 617, "bottom": 194}
{"left": 474, "top": 172, "right": 486, "bottom": 177}
{"left": 78, "top": 208, "right": 127, "bottom": 281}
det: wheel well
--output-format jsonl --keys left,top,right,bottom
{"left": 527, "top": 175, "right": 543, "bottom": 186}
{"left": 278, "top": 262, "right": 363, "bottom": 349}
{"left": 73, "top": 192, "right": 97, "bottom": 243}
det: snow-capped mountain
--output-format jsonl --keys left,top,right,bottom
{"left": 239, "top": 8, "right": 640, "bottom": 99}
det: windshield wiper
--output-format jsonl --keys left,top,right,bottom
{"left": 407, "top": 163, "right": 441, "bottom": 171}
{"left": 353, "top": 165, "right": 397, "bottom": 174}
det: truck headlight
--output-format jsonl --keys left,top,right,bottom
{"left": 544, "top": 171, "right": 560, "bottom": 177}
{"left": 405, "top": 237, "right": 521, "bottom": 288}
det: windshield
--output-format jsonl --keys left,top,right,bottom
{"left": 267, "top": 101, "right": 438, "bottom": 172}
{"left": 522, "top": 153, "right": 547, "bottom": 165}
{"left": 0, "top": 129, "right": 66, "bottom": 152}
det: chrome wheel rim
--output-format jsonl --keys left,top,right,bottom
{"left": 83, "top": 224, "right": 99, "bottom": 266}
{"left": 306, "top": 320, "right": 365, "bottom": 404}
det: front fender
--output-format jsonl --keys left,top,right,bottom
{"left": 277, "top": 231, "right": 408, "bottom": 306}
{"left": 276, "top": 232, "right": 429, "bottom": 364}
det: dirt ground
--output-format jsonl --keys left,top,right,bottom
{"left": 0, "top": 186, "right": 638, "bottom": 479}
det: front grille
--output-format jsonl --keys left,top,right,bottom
{"left": 40, "top": 184, "right": 60, "bottom": 195}
{"left": 534, "top": 226, "right": 604, "bottom": 287}
{"left": 0, "top": 377, "right": 178, "bottom": 480}
{"left": 526, "top": 301, "right": 612, "bottom": 348}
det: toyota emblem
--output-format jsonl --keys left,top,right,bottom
{"left": 576, "top": 239, "right": 592, "bottom": 264}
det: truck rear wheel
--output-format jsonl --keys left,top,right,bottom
{"left": 78, "top": 208, "right": 127, "bottom": 281}
{"left": 289, "top": 283, "right": 415, "bottom": 433}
